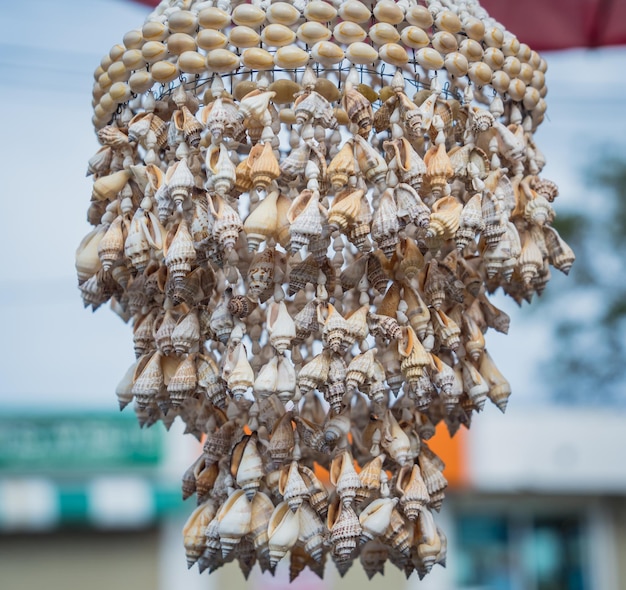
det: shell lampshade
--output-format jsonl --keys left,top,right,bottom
{"left": 77, "top": 0, "right": 573, "bottom": 580}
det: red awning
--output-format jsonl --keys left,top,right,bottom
{"left": 131, "top": 0, "right": 626, "bottom": 51}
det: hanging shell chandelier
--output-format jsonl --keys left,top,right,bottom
{"left": 76, "top": 0, "right": 574, "bottom": 580}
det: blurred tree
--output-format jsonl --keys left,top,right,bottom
{"left": 541, "top": 153, "right": 626, "bottom": 404}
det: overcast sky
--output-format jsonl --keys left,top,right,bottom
{"left": 1, "top": 0, "right": 624, "bottom": 412}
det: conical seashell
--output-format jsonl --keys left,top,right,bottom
{"left": 359, "top": 497, "right": 397, "bottom": 544}
{"left": 268, "top": 412, "right": 295, "bottom": 464}
{"left": 231, "top": 434, "right": 265, "bottom": 500}
{"left": 330, "top": 451, "right": 362, "bottom": 507}
{"left": 479, "top": 349, "right": 511, "bottom": 412}
{"left": 227, "top": 343, "right": 254, "bottom": 400}
{"left": 396, "top": 464, "right": 430, "bottom": 521}
{"left": 197, "top": 353, "right": 227, "bottom": 409}
{"left": 461, "top": 359, "right": 489, "bottom": 411}
{"left": 288, "top": 189, "right": 325, "bottom": 254}
{"left": 543, "top": 225, "right": 575, "bottom": 274}
{"left": 297, "top": 351, "right": 330, "bottom": 394}
{"left": 243, "top": 190, "right": 280, "bottom": 252}
{"left": 398, "top": 326, "right": 430, "bottom": 386}
{"left": 386, "top": 139, "right": 427, "bottom": 192}
{"left": 327, "top": 141, "right": 356, "bottom": 190}
{"left": 267, "top": 301, "right": 296, "bottom": 355}
{"left": 76, "top": 226, "right": 107, "bottom": 282}
{"left": 294, "top": 90, "right": 336, "bottom": 128}
{"left": 173, "top": 106, "right": 203, "bottom": 147}
{"left": 98, "top": 216, "right": 126, "bottom": 271}
{"left": 297, "top": 502, "right": 325, "bottom": 564}
{"left": 206, "top": 143, "right": 236, "bottom": 197}
{"left": 218, "top": 489, "right": 252, "bottom": 559}
{"left": 249, "top": 142, "right": 280, "bottom": 191}
{"left": 247, "top": 248, "right": 275, "bottom": 301}
{"left": 431, "top": 308, "right": 461, "bottom": 351}
{"left": 320, "top": 304, "right": 350, "bottom": 354}
{"left": 456, "top": 193, "right": 485, "bottom": 250}
{"left": 167, "top": 353, "right": 197, "bottom": 407}
{"left": 371, "top": 189, "right": 399, "bottom": 259}
{"left": 279, "top": 461, "right": 310, "bottom": 513}
{"left": 342, "top": 84, "right": 373, "bottom": 138}
{"left": 249, "top": 491, "right": 274, "bottom": 569}
{"left": 208, "top": 194, "right": 243, "bottom": 252}
{"left": 165, "top": 220, "right": 196, "bottom": 283}
{"left": 426, "top": 196, "right": 463, "bottom": 242}
{"left": 424, "top": 143, "right": 454, "bottom": 199}
{"left": 209, "top": 294, "right": 234, "bottom": 344}
{"left": 328, "top": 500, "right": 361, "bottom": 562}
{"left": 380, "top": 410, "right": 411, "bottom": 466}
{"left": 267, "top": 501, "right": 300, "bottom": 568}
{"left": 397, "top": 238, "right": 425, "bottom": 282}
{"left": 183, "top": 500, "right": 217, "bottom": 568}
{"left": 416, "top": 508, "right": 442, "bottom": 574}
{"left": 166, "top": 159, "right": 195, "bottom": 209}
{"left": 131, "top": 351, "right": 163, "bottom": 409}
{"left": 418, "top": 450, "right": 447, "bottom": 511}
{"left": 171, "top": 311, "right": 200, "bottom": 355}
{"left": 354, "top": 135, "right": 388, "bottom": 187}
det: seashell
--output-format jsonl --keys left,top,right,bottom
{"left": 418, "top": 450, "right": 447, "bottom": 511}
{"left": 398, "top": 326, "right": 430, "bottom": 385}
{"left": 167, "top": 353, "right": 197, "bottom": 408}
{"left": 416, "top": 48, "right": 445, "bottom": 71}
{"left": 231, "top": 434, "right": 264, "bottom": 500}
{"left": 249, "top": 491, "right": 274, "bottom": 568}
{"left": 319, "top": 303, "right": 350, "bottom": 355}
{"left": 445, "top": 51, "right": 469, "bottom": 77}
{"left": 328, "top": 188, "right": 363, "bottom": 232}
{"left": 294, "top": 90, "right": 336, "bottom": 128}
{"left": 432, "top": 31, "right": 458, "bottom": 54}
{"left": 232, "top": 4, "right": 266, "bottom": 27}
{"left": 416, "top": 508, "right": 442, "bottom": 573}
{"left": 268, "top": 411, "right": 295, "bottom": 464}
{"left": 400, "top": 25, "right": 430, "bottom": 49}
{"left": 168, "top": 10, "right": 197, "bottom": 34}
{"left": 132, "top": 351, "right": 163, "bottom": 409}
{"left": 298, "top": 502, "right": 325, "bottom": 563}
{"left": 345, "top": 42, "right": 379, "bottom": 65}
{"left": 269, "top": 79, "right": 302, "bottom": 105}
{"left": 311, "top": 41, "right": 345, "bottom": 67}
{"left": 342, "top": 85, "right": 373, "bottom": 137}
{"left": 279, "top": 461, "right": 310, "bottom": 512}
{"left": 543, "top": 226, "right": 575, "bottom": 274}
{"left": 206, "top": 49, "right": 240, "bottom": 73}
{"left": 380, "top": 409, "right": 411, "bottom": 466}
{"left": 296, "top": 22, "right": 331, "bottom": 45}
{"left": 183, "top": 500, "right": 217, "bottom": 567}
{"left": 227, "top": 343, "right": 255, "bottom": 400}
{"left": 328, "top": 501, "right": 361, "bottom": 562}
{"left": 267, "top": 301, "right": 296, "bottom": 354}
{"left": 208, "top": 194, "right": 243, "bottom": 253}
{"left": 369, "top": 23, "right": 400, "bottom": 46}
{"left": 171, "top": 310, "right": 200, "bottom": 355}
{"left": 178, "top": 51, "right": 207, "bottom": 75}
{"left": 333, "top": 21, "right": 367, "bottom": 45}
{"left": 266, "top": 2, "right": 300, "bottom": 26}
{"left": 198, "top": 7, "right": 231, "bottom": 29}
{"left": 267, "top": 501, "right": 300, "bottom": 568}
{"left": 197, "top": 353, "right": 227, "bottom": 408}
{"left": 197, "top": 28, "right": 228, "bottom": 50}
{"left": 371, "top": 188, "right": 399, "bottom": 259}
{"left": 165, "top": 220, "right": 196, "bottom": 283}
{"left": 261, "top": 23, "right": 296, "bottom": 47}
{"left": 274, "top": 45, "right": 310, "bottom": 69}
{"left": 241, "top": 47, "right": 275, "bottom": 70}
{"left": 218, "top": 489, "right": 252, "bottom": 558}
{"left": 479, "top": 349, "right": 512, "bottom": 413}
{"left": 338, "top": 0, "right": 371, "bottom": 23}
{"left": 228, "top": 25, "right": 261, "bottom": 48}
{"left": 461, "top": 358, "right": 489, "bottom": 411}
{"left": 326, "top": 355, "right": 348, "bottom": 414}
{"left": 304, "top": 0, "right": 337, "bottom": 22}
{"left": 396, "top": 464, "right": 429, "bottom": 521}
{"left": 426, "top": 196, "right": 463, "bottom": 242}
{"left": 424, "top": 143, "right": 454, "bottom": 199}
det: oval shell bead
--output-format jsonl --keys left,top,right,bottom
{"left": 122, "top": 49, "right": 145, "bottom": 70}
{"left": 261, "top": 24, "right": 296, "bottom": 47}
{"left": 431, "top": 31, "right": 458, "bottom": 54}
{"left": 416, "top": 48, "right": 444, "bottom": 70}
{"left": 463, "top": 16, "right": 485, "bottom": 40}
{"left": 304, "top": 0, "right": 337, "bottom": 22}
{"left": 459, "top": 39, "right": 484, "bottom": 62}
{"left": 151, "top": 61, "right": 179, "bottom": 83}
{"left": 484, "top": 26, "right": 505, "bottom": 47}
{"left": 406, "top": 5, "right": 433, "bottom": 28}
{"left": 198, "top": 7, "right": 231, "bottom": 29}
{"left": 141, "top": 41, "right": 167, "bottom": 63}
{"left": 296, "top": 22, "right": 331, "bottom": 45}
{"left": 369, "top": 23, "right": 400, "bottom": 46}
{"left": 128, "top": 70, "right": 154, "bottom": 93}
{"left": 379, "top": 43, "right": 409, "bottom": 67}
{"left": 123, "top": 29, "right": 143, "bottom": 49}
{"left": 508, "top": 78, "right": 527, "bottom": 102}
{"left": 436, "top": 10, "right": 462, "bottom": 33}
{"left": 229, "top": 26, "right": 261, "bottom": 48}
{"left": 266, "top": 2, "right": 300, "bottom": 26}
{"left": 346, "top": 42, "right": 379, "bottom": 65}
{"left": 311, "top": 42, "right": 345, "bottom": 66}
{"left": 444, "top": 52, "right": 469, "bottom": 77}
{"left": 142, "top": 21, "right": 167, "bottom": 41}
{"left": 523, "top": 86, "right": 541, "bottom": 110}
{"left": 468, "top": 62, "right": 493, "bottom": 86}
{"left": 242, "top": 48, "right": 275, "bottom": 70}
{"left": 400, "top": 26, "right": 430, "bottom": 49}
{"left": 179, "top": 51, "right": 207, "bottom": 74}
{"left": 232, "top": 4, "right": 266, "bottom": 28}
{"left": 168, "top": 10, "right": 197, "bottom": 34}
{"left": 483, "top": 47, "right": 505, "bottom": 70}
{"left": 490, "top": 70, "right": 511, "bottom": 94}
{"left": 274, "top": 45, "right": 310, "bottom": 69}
{"left": 197, "top": 29, "right": 228, "bottom": 50}
{"left": 373, "top": 0, "right": 404, "bottom": 25}
{"left": 338, "top": 0, "right": 372, "bottom": 23}
{"left": 333, "top": 21, "right": 367, "bottom": 44}
{"left": 109, "top": 82, "right": 131, "bottom": 102}
{"left": 206, "top": 49, "right": 240, "bottom": 73}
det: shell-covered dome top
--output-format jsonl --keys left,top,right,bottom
{"left": 78, "top": 0, "right": 573, "bottom": 581}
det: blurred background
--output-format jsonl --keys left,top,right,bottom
{"left": 1, "top": 0, "right": 625, "bottom": 589}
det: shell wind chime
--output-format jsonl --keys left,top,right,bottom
{"left": 77, "top": 0, "right": 573, "bottom": 580}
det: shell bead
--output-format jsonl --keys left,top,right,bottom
{"left": 81, "top": 0, "right": 572, "bottom": 581}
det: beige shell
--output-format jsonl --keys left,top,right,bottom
{"left": 241, "top": 48, "right": 275, "bottom": 70}
{"left": 279, "top": 461, "right": 310, "bottom": 512}
{"left": 296, "top": 22, "right": 331, "bottom": 45}
{"left": 167, "top": 32, "right": 196, "bottom": 55}
{"left": 359, "top": 497, "right": 397, "bottom": 543}
{"left": 338, "top": 0, "right": 371, "bottom": 23}
{"left": 304, "top": 0, "right": 338, "bottom": 22}
{"left": 266, "top": 2, "right": 300, "bottom": 26}
{"left": 274, "top": 45, "right": 310, "bottom": 69}
{"left": 346, "top": 42, "right": 379, "bottom": 65}
{"left": 228, "top": 26, "right": 261, "bottom": 48}
{"left": 333, "top": 21, "right": 367, "bottom": 44}
{"left": 330, "top": 451, "right": 361, "bottom": 507}
{"left": 231, "top": 434, "right": 265, "bottom": 500}
{"left": 198, "top": 7, "right": 231, "bottom": 29}
{"left": 267, "top": 301, "right": 296, "bottom": 354}
{"left": 432, "top": 31, "right": 458, "bottom": 54}
{"left": 218, "top": 489, "right": 252, "bottom": 558}
{"left": 206, "top": 49, "right": 240, "bottom": 73}
{"left": 406, "top": 5, "right": 433, "bottom": 28}
{"left": 369, "top": 23, "right": 400, "bottom": 46}
{"left": 268, "top": 501, "right": 300, "bottom": 567}
{"left": 261, "top": 23, "right": 296, "bottom": 47}
{"left": 400, "top": 26, "right": 430, "bottom": 49}
{"left": 311, "top": 41, "right": 345, "bottom": 67}
{"left": 183, "top": 500, "right": 217, "bottom": 567}
{"left": 150, "top": 60, "right": 179, "bottom": 83}
{"left": 416, "top": 47, "right": 445, "bottom": 70}
{"left": 232, "top": 4, "right": 266, "bottom": 27}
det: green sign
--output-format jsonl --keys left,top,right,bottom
{"left": 0, "top": 413, "right": 163, "bottom": 473}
